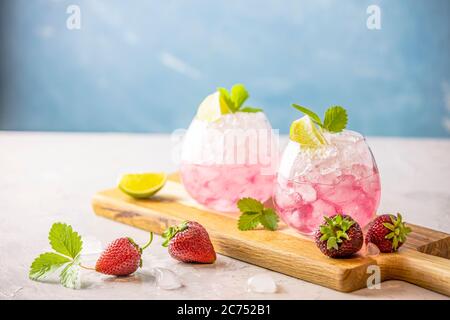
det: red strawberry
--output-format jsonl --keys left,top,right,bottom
{"left": 314, "top": 214, "right": 363, "bottom": 258}
{"left": 96, "top": 233, "right": 153, "bottom": 276}
{"left": 162, "top": 221, "right": 216, "bottom": 263}
{"left": 365, "top": 213, "right": 411, "bottom": 253}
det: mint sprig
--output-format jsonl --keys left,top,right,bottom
{"left": 292, "top": 104, "right": 348, "bottom": 133}
{"left": 29, "top": 222, "right": 83, "bottom": 289}
{"left": 218, "top": 83, "right": 263, "bottom": 114}
{"left": 237, "top": 198, "right": 279, "bottom": 231}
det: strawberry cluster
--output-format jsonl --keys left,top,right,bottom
{"left": 315, "top": 213, "right": 411, "bottom": 258}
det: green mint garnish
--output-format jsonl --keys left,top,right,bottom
{"left": 218, "top": 83, "right": 263, "bottom": 114}
{"left": 237, "top": 198, "right": 279, "bottom": 231}
{"left": 29, "top": 222, "right": 83, "bottom": 289}
{"left": 240, "top": 107, "right": 263, "bottom": 113}
{"left": 323, "top": 106, "right": 348, "bottom": 133}
{"left": 292, "top": 104, "right": 323, "bottom": 126}
{"left": 292, "top": 104, "right": 348, "bottom": 133}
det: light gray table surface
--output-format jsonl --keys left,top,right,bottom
{"left": 0, "top": 131, "right": 449, "bottom": 300}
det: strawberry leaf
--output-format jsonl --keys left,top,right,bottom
{"left": 48, "top": 222, "right": 83, "bottom": 259}
{"left": 60, "top": 254, "right": 81, "bottom": 289}
{"left": 29, "top": 252, "right": 71, "bottom": 281}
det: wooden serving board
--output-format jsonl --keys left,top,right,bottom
{"left": 92, "top": 173, "right": 450, "bottom": 296}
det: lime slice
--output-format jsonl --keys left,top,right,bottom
{"left": 118, "top": 173, "right": 167, "bottom": 199}
{"left": 289, "top": 115, "right": 327, "bottom": 148}
{"left": 196, "top": 91, "right": 229, "bottom": 122}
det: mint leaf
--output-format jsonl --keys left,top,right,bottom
{"left": 60, "top": 254, "right": 81, "bottom": 289}
{"left": 217, "top": 87, "right": 236, "bottom": 112}
{"left": 238, "top": 212, "right": 262, "bottom": 231}
{"left": 292, "top": 104, "right": 322, "bottom": 126}
{"left": 29, "top": 252, "right": 71, "bottom": 280}
{"left": 48, "top": 222, "right": 83, "bottom": 259}
{"left": 240, "top": 106, "right": 263, "bottom": 113}
{"left": 259, "top": 209, "right": 279, "bottom": 231}
{"left": 323, "top": 106, "right": 347, "bottom": 133}
{"left": 237, "top": 197, "right": 278, "bottom": 231}
{"left": 230, "top": 83, "right": 249, "bottom": 109}
{"left": 237, "top": 197, "right": 264, "bottom": 213}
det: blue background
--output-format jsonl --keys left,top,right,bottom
{"left": 1, "top": 0, "right": 449, "bottom": 136}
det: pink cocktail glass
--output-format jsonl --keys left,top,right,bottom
{"left": 274, "top": 130, "right": 381, "bottom": 235}
{"left": 181, "top": 112, "right": 277, "bottom": 212}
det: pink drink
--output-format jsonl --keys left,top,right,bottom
{"left": 181, "top": 111, "right": 277, "bottom": 212}
{"left": 181, "top": 163, "right": 275, "bottom": 212}
{"left": 274, "top": 131, "right": 381, "bottom": 234}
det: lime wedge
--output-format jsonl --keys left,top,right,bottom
{"left": 196, "top": 91, "right": 229, "bottom": 122}
{"left": 289, "top": 115, "right": 327, "bottom": 148}
{"left": 118, "top": 173, "right": 167, "bottom": 199}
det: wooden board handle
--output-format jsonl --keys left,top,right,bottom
{"left": 378, "top": 249, "right": 450, "bottom": 296}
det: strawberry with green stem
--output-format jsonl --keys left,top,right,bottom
{"left": 95, "top": 232, "right": 153, "bottom": 276}
{"left": 162, "top": 221, "right": 216, "bottom": 264}
{"left": 314, "top": 214, "right": 364, "bottom": 258}
{"left": 365, "top": 213, "right": 411, "bottom": 253}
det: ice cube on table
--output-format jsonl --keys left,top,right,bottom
{"left": 365, "top": 242, "right": 380, "bottom": 256}
{"left": 80, "top": 236, "right": 103, "bottom": 259}
{"left": 247, "top": 273, "right": 277, "bottom": 293}
{"left": 151, "top": 267, "right": 183, "bottom": 290}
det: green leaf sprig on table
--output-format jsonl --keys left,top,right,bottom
{"left": 29, "top": 222, "right": 83, "bottom": 289}
{"left": 292, "top": 104, "right": 348, "bottom": 133}
{"left": 218, "top": 84, "right": 263, "bottom": 114}
{"left": 237, "top": 197, "right": 279, "bottom": 231}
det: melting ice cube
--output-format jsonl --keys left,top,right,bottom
{"left": 247, "top": 273, "right": 277, "bottom": 293}
{"left": 152, "top": 267, "right": 183, "bottom": 290}
{"left": 365, "top": 242, "right": 380, "bottom": 256}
